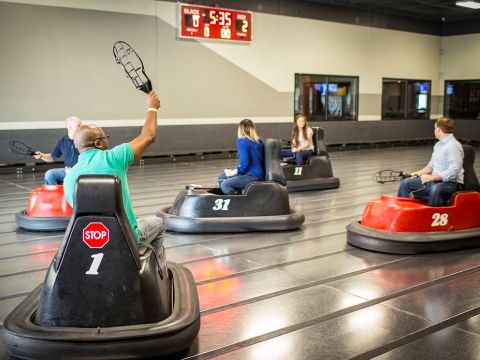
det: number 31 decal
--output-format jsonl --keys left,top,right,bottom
{"left": 431, "top": 213, "right": 448, "bottom": 227}
{"left": 213, "top": 199, "right": 231, "bottom": 211}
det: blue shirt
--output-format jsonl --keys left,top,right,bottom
{"left": 64, "top": 143, "right": 139, "bottom": 241}
{"left": 428, "top": 134, "right": 464, "bottom": 183}
{"left": 51, "top": 135, "right": 79, "bottom": 167}
{"left": 236, "top": 138, "right": 264, "bottom": 180}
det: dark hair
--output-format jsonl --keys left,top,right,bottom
{"left": 291, "top": 115, "right": 308, "bottom": 145}
{"left": 436, "top": 117, "right": 454, "bottom": 134}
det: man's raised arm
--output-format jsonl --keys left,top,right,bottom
{"left": 129, "top": 91, "right": 161, "bottom": 161}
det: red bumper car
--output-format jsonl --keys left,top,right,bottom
{"left": 15, "top": 185, "right": 72, "bottom": 231}
{"left": 347, "top": 145, "right": 480, "bottom": 254}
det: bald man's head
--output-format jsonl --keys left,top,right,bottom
{"left": 74, "top": 125, "right": 108, "bottom": 153}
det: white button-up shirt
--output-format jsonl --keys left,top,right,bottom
{"left": 428, "top": 134, "right": 464, "bottom": 183}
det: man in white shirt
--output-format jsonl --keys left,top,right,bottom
{"left": 397, "top": 117, "right": 464, "bottom": 207}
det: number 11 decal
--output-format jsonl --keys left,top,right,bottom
{"left": 85, "top": 253, "right": 104, "bottom": 275}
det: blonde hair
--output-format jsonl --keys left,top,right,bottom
{"left": 238, "top": 119, "right": 260, "bottom": 142}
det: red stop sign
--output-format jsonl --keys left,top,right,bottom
{"left": 83, "top": 222, "right": 110, "bottom": 248}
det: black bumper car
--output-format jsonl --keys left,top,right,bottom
{"left": 3, "top": 175, "right": 200, "bottom": 359}
{"left": 347, "top": 145, "right": 480, "bottom": 254}
{"left": 281, "top": 127, "right": 340, "bottom": 192}
{"left": 157, "top": 139, "right": 305, "bottom": 233}
{"left": 15, "top": 185, "right": 72, "bottom": 231}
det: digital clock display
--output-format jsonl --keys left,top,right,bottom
{"left": 179, "top": 3, "right": 252, "bottom": 42}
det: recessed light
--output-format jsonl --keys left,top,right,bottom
{"left": 456, "top": 1, "right": 480, "bottom": 9}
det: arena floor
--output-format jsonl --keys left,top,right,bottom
{"left": 1, "top": 145, "right": 479, "bottom": 359}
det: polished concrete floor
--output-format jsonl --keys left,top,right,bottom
{"left": 0, "top": 145, "right": 479, "bottom": 359}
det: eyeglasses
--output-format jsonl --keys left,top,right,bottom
{"left": 95, "top": 135, "right": 109, "bottom": 141}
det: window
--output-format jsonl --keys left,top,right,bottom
{"left": 382, "top": 79, "right": 431, "bottom": 120}
{"left": 295, "top": 74, "right": 358, "bottom": 121}
{"left": 444, "top": 80, "right": 480, "bottom": 119}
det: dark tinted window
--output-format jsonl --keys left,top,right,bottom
{"left": 444, "top": 80, "right": 480, "bottom": 120}
{"left": 382, "top": 79, "right": 431, "bottom": 120}
{"left": 295, "top": 74, "right": 358, "bottom": 121}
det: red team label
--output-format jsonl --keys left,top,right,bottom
{"left": 83, "top": 222, "right": 109, "bottom": 249}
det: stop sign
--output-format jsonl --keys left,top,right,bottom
{"left": 83, "top": 222, "right": 110, "bottom": 249}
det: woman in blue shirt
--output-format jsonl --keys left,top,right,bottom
{"left": 218, "top": 119, "right": 264, "bottom": 195}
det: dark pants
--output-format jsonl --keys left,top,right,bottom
{"left": 217, "top": 172, "right": 257, "bottom": 195}
{"left": 281, "top": 149, "right": 314, "bottom": 165}
{"left": 397, "top": 177, "right": 460, "bottom": 207}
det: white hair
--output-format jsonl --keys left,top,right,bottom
{"left": 66, "top": 116, "right": 82, "bottom": 137}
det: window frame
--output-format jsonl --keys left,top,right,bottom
{"left": 381, "top": 78, "right": 432, "bottom": 120}
{"left": 443, "top": 79, "right": 480, "bottom": 120}
{"left": 294, "top": 73, "right": 359, "bottom": 121}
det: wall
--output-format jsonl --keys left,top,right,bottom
{"left": 0, "top": 0, "right": 478, "bottom": 164}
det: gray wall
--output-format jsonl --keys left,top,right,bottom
{"left": 2, "top": 120, "right": 478, "bottom": 165}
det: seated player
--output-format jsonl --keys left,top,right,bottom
{"left": 281, "top": 115, "right": 314, "bottom": 165}
{"left": 397, "top": 117, "right": 464, "bottom": 207}
{"left": 64, "top": 91, "right": 163, "bottom": 244}
{"left": 34, "top": 116, "right": 82, "bottom": 185}
{"left": 217, "top": 119, "right": 264, "bottom": 195}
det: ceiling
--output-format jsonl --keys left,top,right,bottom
{"left": 304, "top": 0, "right": 480, "bottom": 22}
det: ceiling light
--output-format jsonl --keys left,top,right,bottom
{"left": 456, "top": 1, "right": 480, "bottom": 9}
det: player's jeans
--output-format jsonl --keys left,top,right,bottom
{"left": 397, "top": 177, "right": 460, "bottom": 207}
{"left": 217, "top": 173, "right": 258, "bottom": 195}
{"left": 45, "top": 168, "right": 67, "bottom": 185}
{"left": 137, "top": 216, "right": 165, "bottom": 245}
{"left": 137, "top": 216, "right": 167, "bottom": 276}
{"left": 281, "top": 149, "right": 314, "bottom": 165}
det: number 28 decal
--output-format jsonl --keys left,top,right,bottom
{"left": 431, "top": 213, "right": 448, "bottom": 227}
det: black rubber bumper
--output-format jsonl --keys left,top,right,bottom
{"left": 157, "top": 206, "right": 305, "bottom": 233}
{"left": 15, "top": 210, "right": 70, "bottom": 232}
{"left": 347, "top": 221, "right": 480, "bottom": 254}
{"left": 3, "top": 262, "right": 200, "bottom": 360}
{"left": 287, "top": 177, "right": 340, "bottom": 192}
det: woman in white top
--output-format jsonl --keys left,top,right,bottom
{"left": 281, "top": 115, "right": 314, "bottom": 165}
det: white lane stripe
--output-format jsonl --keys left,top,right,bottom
{"left": 0, "top": 115, "right": 429, "bottom": 129}
{"left": 0, "top": 117, "right": 293, "bottom": 130}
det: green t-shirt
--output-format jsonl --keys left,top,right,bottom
{"left": 64, "top": 143, "right": 139, "bottom": 241}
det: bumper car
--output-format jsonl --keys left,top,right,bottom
{"left": 347, "top": 145, "right": 480, "bottom": 254}
{"left": 4, "top": 175, "right": 200, "bottom": 359}
{"left": 157, "top": 139, "right": 305, "bottom": 233}
{"left": 281, "top": 127, "right": 340, "bottom": 192}
{"left": 15, "top": 185, "right": 72, "bottom": 231}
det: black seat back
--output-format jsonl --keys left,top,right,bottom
{"left": 313, "top": 127, "right": 329, "bottom": 157}
{"left": 264, "top": 138, "right": 287, "bottom": 186}
{"left": 36, "top": 175, "right": 170, "bottom": 328}
{"left": 463, "top": 145, "right": 480, "bottom": 191}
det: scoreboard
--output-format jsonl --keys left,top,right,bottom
{"left": 179, "top": 3, "right": 252, "bottom": 42}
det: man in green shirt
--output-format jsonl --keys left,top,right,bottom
{"left": 64, "top": 91, "right": 162, "bottom": 244}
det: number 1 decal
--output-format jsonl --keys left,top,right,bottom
{"left": 294, "top": 167, "right": 303, "bottom": 176}
{"left": 85, "top": 253, "right": 104, "bottom": 275}
{"left": 431, "top": 213, "right": 448, "bottom": 227}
